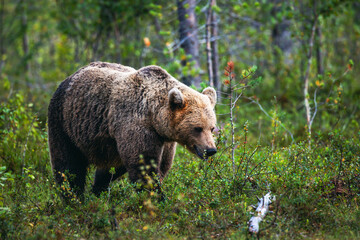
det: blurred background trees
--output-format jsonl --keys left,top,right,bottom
{"left": 0, "top": 0, "right": 359, "bottom": 144}
{"left": 0, "top": 2, "right": 359, "bottom": 238}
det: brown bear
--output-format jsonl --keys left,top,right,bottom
{"left": 48, "top": 62, "right": 217, "bottom": 198}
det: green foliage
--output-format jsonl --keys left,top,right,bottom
{"left": 0, "top": 80, "right": 48, "bottom": 174}
{"left": 0, "top": 80, "right": 359, "bottom": 238}
{"left": 0, "top": 0, "right": 359, "bottom": 238}
{"left": 0, "top": 166, "right": 14, "bottom": 209}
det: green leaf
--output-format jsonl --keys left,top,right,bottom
{"left": 3, "top": 78, "right": 10, "bottom": 91}
{"left": 212, "top": 5, "right": 221, "bottom": 13}
{"left": 233, "top": 5, "right": 241, "bottom": 13}
{"left": 159, "top": 31, "right": 171, "bottom": 36}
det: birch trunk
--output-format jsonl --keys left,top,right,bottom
{"left": 205, "top": 0, "right": 214, "bottom": 87}
{"left": 210, "top": 2, "right": 219, "bottom": 90}
{"left": 303, "top": 17, "right": 317, "bottom": 148}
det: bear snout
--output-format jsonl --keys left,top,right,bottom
{"left": 194, "top": 145, "right": 217, "bottom": 159}
{"left": 206, "top": 148, "right": 217, "bottom": 157}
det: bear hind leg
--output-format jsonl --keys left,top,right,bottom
{"left": 50, "top": 139, "right": 88, "bottom": 199}
{"left": 92, "top": 166, "right": 127, "bottom": 196}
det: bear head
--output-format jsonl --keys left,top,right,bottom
{"left": 168, "top": 87, "right": 217, "bottom": 159}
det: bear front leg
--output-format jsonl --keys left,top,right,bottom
{"left": 115, "top": 126, "right": 165, "bottom": 199}
{"left": 159, "top": 142, "right": 177, "bottom": 182}
{"left": 125, "top": 150, "right": 164, "bottom": 199}
{"left": 92, "top": 166, "right": 127, "bottom": 197}
{"left": 126, "top": 155, "right": 162, "bottom": 193}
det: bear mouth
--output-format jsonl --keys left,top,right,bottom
{"left": 194, "top": 145, "right": 208, "bottom": 160}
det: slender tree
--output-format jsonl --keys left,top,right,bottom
{"left": 205, "top": 0, "right": 220, "bottom": 90}
{"left": 0, "top": 0, "right": 4, "bottom": 75}
{"left": 210, "top": 0, "right": 220, "bottom": 90}
{"left": 316, "top": 26, "right": 324, "bottom": 75}
{"left": 271, "top": 0, "right": 293, "bottom": 91}
{"left": 21, "top": 0, "right": 29, "bottom": 77}
{"left": 177, "top": 0, "right": 201, "bottom": 87}
{"left": 205, "top": 0, "right": 214, "bottom": 87}
{"left": 303, "top": 11, "right": 318, "bottom": 149}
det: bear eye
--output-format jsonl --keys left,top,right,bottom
{"left": 194, "top": 127, "right": 203, "bottom": 133}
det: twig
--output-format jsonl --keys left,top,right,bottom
{"left": 231, "top": 91, "right": 243, "bottom": 110}
{"left": 228, "top": 67, "right": 236, "bottom": 175}
{"left": 21, "top": 116, "right": 36, "bottom": 177}
{"left": 109, "top": 205, "right": 119, "bottom": 230}
{"left": 246, "top": 149, "right": 271, "bottom": 182}
{"left": 310, "top": 88, "right": 318, "bottom": 127}
{"left": 167, "top": 24, "right": 206, "bottom": 53}
{"left": 244, "top": 97, "right": 294, "bottom": 143}
{"left": 324, "top": 67, "right": 350, "bottom": 102}
{"left": 107, "top": 172, "right": 114, "bottom": 205}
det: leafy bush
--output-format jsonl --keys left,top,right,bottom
{"left": 0, "top": 70, "right": 359, "bottom": 239}
{"left": 0, "top": 78, "right": 48, "bottom": 175}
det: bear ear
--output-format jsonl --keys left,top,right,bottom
{"left": 169, "top": 88, "right": 185, "bottom": 110}
{"left": 202, "top": 87, "right": 217, "bottom": 108}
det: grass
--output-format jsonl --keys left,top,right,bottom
{"left": 1, "top": 128, "right": 359, "bottom": 239}
{"left": 0, "top": 81, "right": 359, "bottom": 239}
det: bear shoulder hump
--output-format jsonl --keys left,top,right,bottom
{"left": 88, "top": 61, "right": 136, "bottom": 73}
{"left": 136, "top": 65, "right": 170, "bottom": 82}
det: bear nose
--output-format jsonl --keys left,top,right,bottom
{"left": 206, "top": 148, "right": 217, "bottom": 157}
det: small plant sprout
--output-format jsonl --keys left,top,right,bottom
{"left": 223, "top": 61, "right": 259, "bottom": 175}
{"left": 248, "top": 192, "right": 275, "bottom": 234}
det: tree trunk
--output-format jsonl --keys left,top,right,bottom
{"left": 354, "top": 2, "right": 360, "bottom": 66}
{"left": 21, "top": 1, "right": 29, "bottom": 77}
{"left": 177, "top": 0, "right": 201, "bottom": 87}
{"left": 210, "top": 0, "right": 219, "bottom": 90}
{"left": 271, "top": 0, "right": 293, "bottom": 90}
{"left": 304, "top": 16, "right": 318, "bottom": 149}
{"left": 316, "top": 25, "right": 324, "bottom": 75}
{"left": 205, "top": 0, "right": 214, "bottom": 87}
{"left": 0, "top": 0, "right": 5, "bottom": 75}
{"left": 272, "top": 20, "right": 292, "bottom": 62}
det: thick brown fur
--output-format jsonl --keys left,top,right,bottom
{"left": 48, "top": 62, "right": 217, "bottom": 197}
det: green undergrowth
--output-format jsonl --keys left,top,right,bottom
{"left": 1, "top": 87, "right": 359, "bottom": 239}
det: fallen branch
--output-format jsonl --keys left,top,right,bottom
{"left": 248, "top": 192, "right": 275, "bottom": 234}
